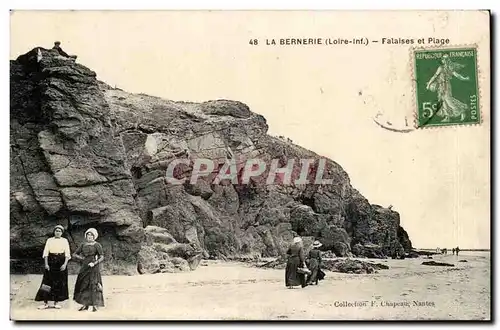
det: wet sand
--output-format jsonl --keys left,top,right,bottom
{"left": 10, "top": 252, "right": 490, "bottom": 320}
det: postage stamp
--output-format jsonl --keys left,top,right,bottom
{"left": 413, "top": 47, "right": 480, "bottom": 128}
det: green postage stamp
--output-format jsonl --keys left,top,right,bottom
{"left": 413, "top": 47, "right": 480, "bottom": 128}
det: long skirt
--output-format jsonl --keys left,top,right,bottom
{"left": 285, "top": 256, "right": 306, "bottom": 287}
{"left": 34, "top": 253, "right": 69, "bottom": 302}
{"left": 73, "top": 261, "right": 104, "bottom": 307}
{"left": 306, "top": 259, "right": 322, "bottom": 285}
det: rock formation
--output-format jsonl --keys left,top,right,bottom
{"left": 421, "top": 261, "right": 455, "bottom": 267}
{"left": 10, "top": 47, "right": 413, "bottom": 275}
{"left": 258, "top": 256, "right": 390, "bottom": 274}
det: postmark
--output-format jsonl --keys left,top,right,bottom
{"left": 412, "top": 46, "right": 480, "bottom": 128}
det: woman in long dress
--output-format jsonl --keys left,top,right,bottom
{"left": 306, "top": 240, "right": 323, "bottom": 285}
{"left": 35, "top": 225, "right": 71, "bottom": 309}
{"left": 72, "top": 228, "right": 105, "bottom": 312}
{"left": 285, "top": 236, "right": 307, "bottom": 288}
{"left": 426, "top": 54, "right": 470, "bottom": 122}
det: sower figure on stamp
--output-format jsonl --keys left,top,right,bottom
{"left": 425, "top": 54, "right": 470, "bottom": 122}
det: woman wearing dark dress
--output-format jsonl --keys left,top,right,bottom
{"left": 35, "top": 225, "right": 71, "bottom": 309}
{"left": 72, "top": 228, "right": 105, "bottom": 312}
{"left": 306, "top": 240, "right": 323, "bottom": 285}
{"left": 285, "top": 236, "right": 307, "bottom": 289}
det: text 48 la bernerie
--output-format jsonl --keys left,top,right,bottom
{"left": 265, "top": 38, "right": 366, "bottom": 45}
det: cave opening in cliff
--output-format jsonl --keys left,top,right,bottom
{"left": 131, "top": 166, "right": 143, "bottom": 179}
{"left": 10, "top": 246, "right": 45, "bottom": 260}
{"left": 294, "top": 194, "right": 315, "bottom": 211}
{"left": 68, "top": 212, "right": 102, "bottom": 228}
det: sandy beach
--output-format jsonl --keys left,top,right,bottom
{"left": 10, "top": 252, "right": 490, "bottom": 321}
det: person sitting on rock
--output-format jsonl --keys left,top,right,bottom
{"left": 52, "top": 41, "right": 77, "bottom": 60}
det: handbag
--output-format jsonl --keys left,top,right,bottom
{"left": 40, "top": 284, "right": 51, "bottom": 293}
{"left": 297, "top": 267, "right": 311, "bottom": 275}
{"left": 97, "top": 283, "right": 103, "bottom": 292}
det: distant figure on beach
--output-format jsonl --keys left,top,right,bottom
{"left": 306, "top": 240, "right": 323, "bottom": 286}
{"left": 441, "top": 248, "right": 447, "bottom": 255}
{"left": 452, "top": 248, "right": 456, "bottom": 255}
{"left": 285, "top": 237, "right": 308, "bottom": 289}
{"left": 35, "top": 225, "right": 71, "bottom": 310}
{"left": 52, "top": 41, "right": 77, "bottom": 60}
{"left": 456, "top": 246, "right": 460, "bottom": 256}
{"left": 72, "top": 228, "right": 105, "bottom": 312}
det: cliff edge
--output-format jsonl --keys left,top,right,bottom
{"left": 10, "top": 47, "right": 412, "bottom": 275}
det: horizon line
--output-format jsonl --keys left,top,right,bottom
{"left": 414, "top": 248, "right": 490, "bottom": 251}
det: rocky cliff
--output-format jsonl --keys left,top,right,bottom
{"left": 10, "top": 47, "right": 412, "bottom": 275}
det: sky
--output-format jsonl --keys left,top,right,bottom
{"left": 9, "top": 10, "right": 491, "bottom": 249}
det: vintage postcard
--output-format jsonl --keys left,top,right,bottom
{"left": 9, "top": 10, "right": 491, "bottom": 321}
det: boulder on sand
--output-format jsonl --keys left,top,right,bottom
{"left": 258, "top": 257, "right": 389, "bottom": 274}
{"left": 422, "top": 261, "right": 454, "bottom": 267}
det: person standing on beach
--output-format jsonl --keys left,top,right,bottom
{"left": 285, "top": 237, "right": 307, "bottom": 289}
{"left": 72, "top": 228, "right": 105, "bottom": 312}
{"left": 456, "top": 246, "right": 460, "bottom": 256}
{"left": 306, "top": 240, "right": 323, "bottom": 285}
{"left": 35, "top": 225, "right": 71, "bottom": 310}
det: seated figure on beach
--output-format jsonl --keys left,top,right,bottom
{"left": 52, "top": 41, "right": 77, "bottom": 60}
